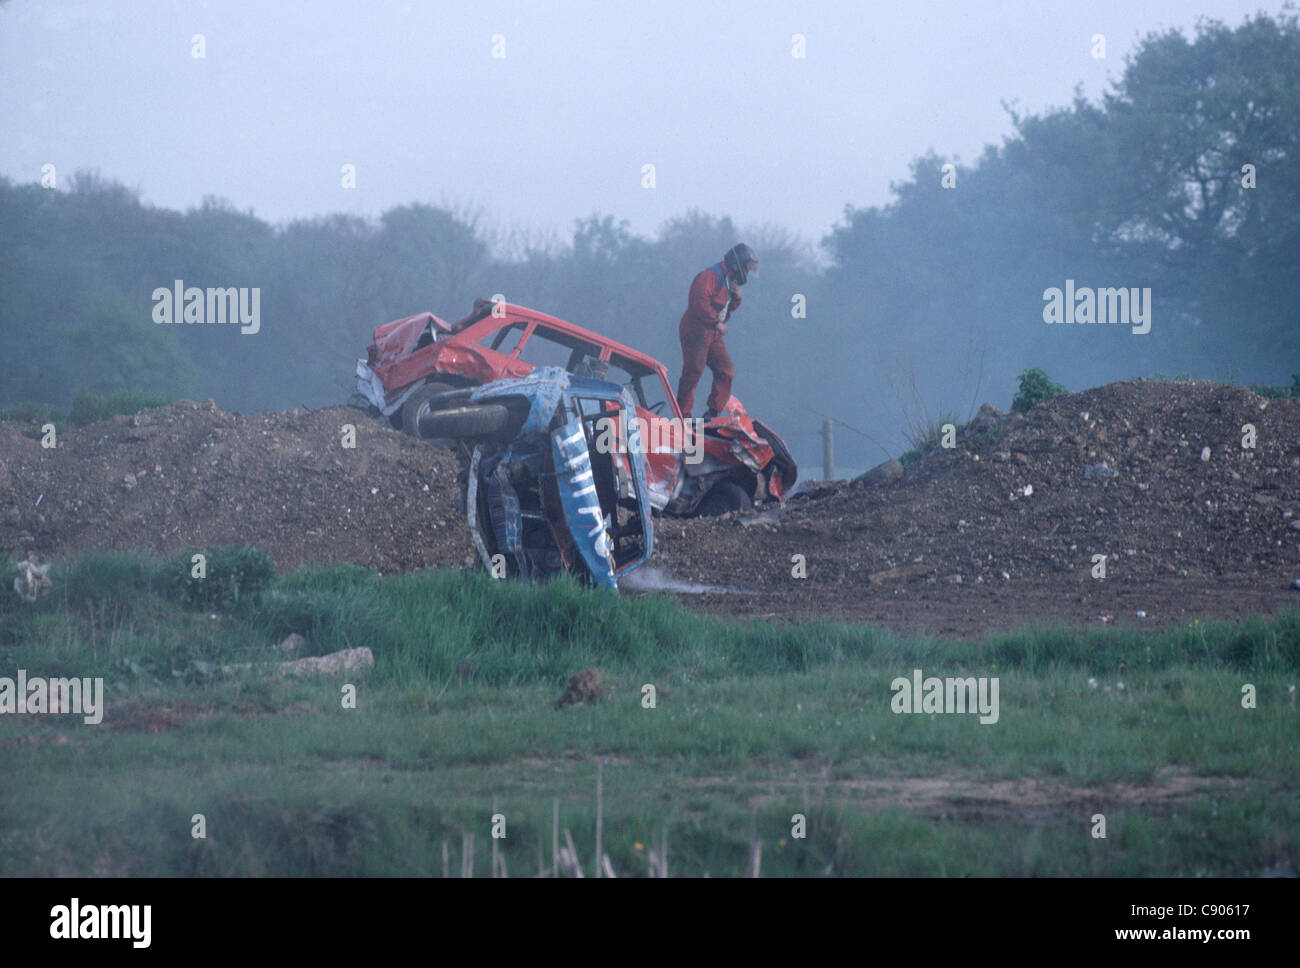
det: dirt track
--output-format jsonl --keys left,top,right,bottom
{"left": 2, "top": 380, "right": 1298, "bottom": 637}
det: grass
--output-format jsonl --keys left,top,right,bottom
{"left": 1250, "top": 374, "right": 1300, "bottom": 399}
{"left": 899, "top": 412, "right": 959, "bottom": 468}
{"left": 1, "top": 550, "right": 1297, "bottom": 876}
{"left": 0, "top": 390, "right": 172, "bottom": 437}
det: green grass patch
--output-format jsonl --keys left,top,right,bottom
{"left": 68, "top": 390, "right": 173, "bottom": 426}
{"left": 2, "top": 550, "right": 1297, "bottom": 876}
{"left": 0, "top": 391, "right": 172, "bottom": 437}
{"left": 1250, "top": 373, "right": 1300, "bottom": 399}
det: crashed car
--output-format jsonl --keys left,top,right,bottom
{"left": 455, "top": 366, "right": 653, "bottom": 591}
{"left": 356, "top": 299, "right": 796, "bottom": 516}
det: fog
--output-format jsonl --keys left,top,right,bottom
{"left": 2, "top": 0, "right": 1296, "bottom": 474}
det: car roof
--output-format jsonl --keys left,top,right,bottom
{"left": 460, "top": 303, "right": 665, "bottom": 376}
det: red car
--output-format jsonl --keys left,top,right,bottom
{"left": 355, "top": 299, "right": 796, "bottom": 516}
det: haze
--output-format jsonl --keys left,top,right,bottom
{"left": 0, "top": 0, "right": 1275, "bottom": 241}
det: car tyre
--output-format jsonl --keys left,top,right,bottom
{"left": 696, "top": 481, "right": 753, "bottom": 517}
{"left": 419, "top": 403, "right": 513, "bottom": 441}
{"left": 401, "top": 382, "right": 455, "bottom": 440}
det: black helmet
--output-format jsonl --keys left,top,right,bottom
{"left": 723, "top": 243, "right": 759, "bottom": 285}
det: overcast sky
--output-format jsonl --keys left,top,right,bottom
{"left": 1, "top": 0, "right": 1286, "bottom": 248}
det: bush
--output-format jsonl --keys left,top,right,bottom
{"left": 58, "top": 549, "right": 160, "bottom": 603}
{"left": 163, "top": 545, "right": 276, "bottom": 610}
{"left": 0, "top": 402, "right": 65, "bottom": 439}
{"left": 1250, "top": 374, "right": 1300, "bottom": 399}
{"left": 69, "top": 391, "right": 172, "bottom": 427}
{"left": 1011, "top": 368, "right": 1067, "bottom": 412}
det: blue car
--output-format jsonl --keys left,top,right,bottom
{"left": 446, "top": 367, "right": 654, "bottom": 591}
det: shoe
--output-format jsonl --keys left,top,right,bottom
{"left": 703, "top": 408, "right": 720, "bottom": 419}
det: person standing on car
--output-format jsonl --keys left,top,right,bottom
{"left": 675, "top": 243, "right": 758, "bottom": 419}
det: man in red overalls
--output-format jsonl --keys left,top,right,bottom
{"left": 676, "top": 243, "right": 759, "bottom": 419}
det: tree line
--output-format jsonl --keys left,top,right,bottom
{"left": 2, "top": 12, "right": 1295, "bottom": 467}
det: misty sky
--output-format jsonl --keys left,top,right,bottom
{"left": 0, "top": 0, "right": 1285, "bottom": 248}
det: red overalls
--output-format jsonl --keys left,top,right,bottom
{"left": 675, "top": 262, "right": 740, "bottom": 416}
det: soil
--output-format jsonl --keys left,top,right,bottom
{"left": 2, "top": 380, "right": 1298, "bottom": 637}
{"left": 0, "top": 400, "right": 473, "bottom": 574}
{"left": 651, "top": 380, "right": 1300, "bottom": 635}
{"left": 689, "top": 764, "right": 1255, "bottom": 825}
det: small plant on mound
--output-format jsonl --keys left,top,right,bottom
{"left": 1011, "top": 368, "right": 1066, "bottom": 412}
{"left": 163, "top": 545, "right": 276, "bottom": 610}
{"left": 900, "top": 412, "right": 958, "bottom": 467}
{"left": 69, "top": 390, "right": 172, "bottom": 427}
{"left": 1250, "top": 374, "right": 1300, "bottom": 399}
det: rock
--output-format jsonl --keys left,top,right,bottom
{"left": 123, "top": 473, "right": 137, "bottom": 488}
{"left": 740, "top": 509, "right": 784, "bottom": 528}
{"left": 12, "top": 558, "right": 52, "bottom": 603}
{"left": 220, "top": 646, "right": 374, "bottom": 678}
{"left": 869, "top": 563, "right": 933, "bottom": 584}
{"left": 968, "top": 403, "right": 1004, "bottom": 432}
{"left": 278, "top": 647, "right": 373, "bottom": 677}
{"left": 1084, "top": 461, "right": 1117, "bottom": 479}
{"left": 277, "top": 632, "right": 306, "bottom": 658}
{"left": 1290, "top": 520, "right": 1300, "bottom": 532}
{"left": 1200, "top": 446, "right": 1211, "bottom": 462}
{"left": 856, "top": 459, "right": 903, "bottom": 486}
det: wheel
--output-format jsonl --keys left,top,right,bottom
{"left": 401, "top": 382, "right": 455, "bottom": 439}
{"left": 419, "top": 403, "right": 513, "bottom": 441}
{"left": 695, "top": 481, "right": 753, "bottom": 517}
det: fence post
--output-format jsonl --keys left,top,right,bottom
{"left": 821, "top": 419, "right": 834, "bottom": 481}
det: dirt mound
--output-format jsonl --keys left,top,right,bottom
{"left": 651, "top": 380, "right": 1300, "bottom": 632}
{"left": 2, "top": 381, "right": 1297, "bottom": 635}
{"left": 0, "top": 401, "right": 472, "bottom": 573}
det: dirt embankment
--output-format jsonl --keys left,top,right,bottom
{"left": 651, "top": 380, "right": 1300, "bottom": 633}
{"left": 0, "top": 401, "right": 472, "bottom": 573}
{"left": 1, "top": 380, "right": 1297, "bottom": 635}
